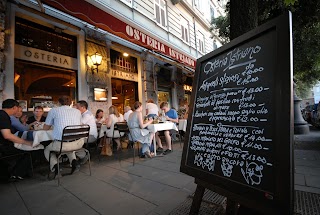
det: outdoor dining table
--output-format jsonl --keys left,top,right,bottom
{"left": 14, "top": 130, "right": 53, "bottom": 151}
{"left": 98, "top": 124, "right": 109, "bottom": 138}
{"left": 178, "top": 119, "right": 187, "bottom": 132}
{"left": 147, "top": 121, "right": 178, "bottom": 156}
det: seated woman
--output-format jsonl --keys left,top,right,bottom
{"left": 127, "top": 101, "right": 154, "bottom": 158}
{"left": 104, "top": 106, "right": 124, "bottom": 150}
{"left": 95, "top": 109, "right": 106, "bottom": 124}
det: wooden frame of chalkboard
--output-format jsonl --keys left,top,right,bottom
{"left": 180, "top": 12, "right": 293, "bottom": 214}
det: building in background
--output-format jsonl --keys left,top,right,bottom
{"left": 0, "top": 0, "right": 226, "bottom": 115}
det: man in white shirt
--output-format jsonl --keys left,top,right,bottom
{"left": 43, "top": 96, "right": 82, "bottom": 179}
{"left": 76, "top": 100, "right": 98, "bottom": 142}
{"left": 146, "top": 99, "right": 159, "bottom": 119}
{"left": 75, "top": 100, "right": 98, "bottom": 165}
{"left": 123, "top": 106, "right": 133, "bottom": 122}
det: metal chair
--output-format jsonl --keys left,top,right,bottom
{"left": 48, "top": 125, "right": 91, "bottom": 185}
{"left": 113, "top": 122, "right": 140, "bottom": 165}
{"left": 85, "top": 123, "right": 101, "bottom": 153}
{"left": 0, "top": 151, "right": 33, "bottom": 178}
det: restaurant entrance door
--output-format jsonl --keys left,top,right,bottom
{"left": 111, "top": 78, "right": 138, "bottom": 114}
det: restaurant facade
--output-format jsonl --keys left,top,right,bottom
{"left": 0, "top": 0, "right": 224, "bottom": 115}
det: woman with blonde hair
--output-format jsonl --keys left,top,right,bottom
{"left": 127, "top": 101, "right": 154, "bottom": 158}
{"left": 104, "top": 105, "right": 124, "bottom": 149}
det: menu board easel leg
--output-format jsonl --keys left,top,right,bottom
{"left": 189, "top": 181, "right": 205, "bottom": 215}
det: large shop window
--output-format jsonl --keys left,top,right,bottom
{"left": 14, "top": 61, "right": 77, "bottom": 110}
{"left": 111, "top": 78, "right": 138, "bottom": 114}
{"left": 14, "top": 17, "right": 78, "bottom": 110}
{"left": 15, "top": 17, "right": 77, "bottom": 58}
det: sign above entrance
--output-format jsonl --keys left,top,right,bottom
{"left": 111, "top": 69, "right": 138, "bottom": 82}
{"left": 42, "top": 0, "right": 196, "bottom": 69}
{"left": 15, "top": 45, "right": 78, "bottom": 70}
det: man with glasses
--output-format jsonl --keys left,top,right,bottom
{"left": 155, "top": 102, "right": 178, "bottom": 155}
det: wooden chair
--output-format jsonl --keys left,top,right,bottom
{"left": 48, "top": 125, "right": 90, "bottom": 185}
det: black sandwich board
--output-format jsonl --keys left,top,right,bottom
{"left": 180, "top": 12, "right": 293, "bottom": 214}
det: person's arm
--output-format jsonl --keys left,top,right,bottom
{"left": 105, "top": 115, "right": 112, "bottom": 128}
{"left": 138, "top": 112, "right": 153, "bottom": 129}
{"left": 42, "top": 124, "right": 51, "bottom": 130}
{"left": 165, "top": 110, "right": 179, "bottom": 123}
{"left": 11, "top": 117, "right": 29, "bottom": 132}
{"left": 0, "top": 129, "right": 32, "bottom": 146}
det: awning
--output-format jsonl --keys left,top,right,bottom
{"left": 41, "top": 0, "right": 196, "bottom": 69}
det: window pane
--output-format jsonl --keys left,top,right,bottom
{"left": 185, "top": 29, "right": 188, "bottom": 42}
{"left": 160, "top": 0, "right": 165, "bottom": 7}
{"left": 155, "top": 5, "right": 160, "bottom": 24}
{"left": 181, "top": 26, "right": 184, "bottom": 39}
{"left": 160, "top": 9, "right": 166, "bottom": 27}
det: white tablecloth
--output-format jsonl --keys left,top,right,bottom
{"left": 147, "top": 122, "right": 178, "bottom": 133}
{"left": 14, "top": 130, "right": 53, "bottom": 151}
{"left": 178, "top": 119, "right": 187, "bottom": 132}
{"left": 147, "top": 122, "right": 178, "bottom": 156}
{"left": 98, "top": 124, "right": 109, "bottom": 138}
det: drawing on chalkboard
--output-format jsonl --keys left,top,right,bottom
{"left": 241, "top": 161, "right": 263, "bottom": 185}
{"left": 221, "top": 158, "right": 234, "bottom": 177}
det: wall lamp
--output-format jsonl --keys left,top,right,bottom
{"left": 90, "top": 52, "right": 103, "bottom": 74}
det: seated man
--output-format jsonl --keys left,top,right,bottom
{"left": 10, "top": 106, "right": 29, "bottom": 133}
{"left": 123, "top": 106, "right": 133, "bottom": 122}
{"left": 10, "top": 106, "right": 33, "bottom": 141}
{"left": 0, "top": 99, "right": 33, "bottom": 181}
{"left": 155, "top": 102, "right": 178, "bottom": 155}
{"left": 27, "top": 106, "right": 46, "bottom": 130}
{"left": 75, "top": 100, "right": 98, "bottom": 164}
{"left": 42, "top": 96, "right": 83, "bottom": 179}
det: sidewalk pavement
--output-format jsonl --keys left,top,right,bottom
{"left": 294, "top": 126, "right": 320, "bottom": 194}
{"left": 0, "top": 144, "right": 197, "bottom": 215}
{"left": 1, "top": 126, "right": 320, "bottom": 215}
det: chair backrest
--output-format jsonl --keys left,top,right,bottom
{"left": 114, "top": 122, "right": 129, "bottom": 132}
{"left": 58, "top": 125, "right": 90, "bottom": 154}
{"left": 96, "top": 123, "right": 102, "bottom": 135}
{"left": 113, "top": 122, "right": 129, "bottom": 138}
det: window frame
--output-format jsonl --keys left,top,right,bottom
{"left": 197, "top": 31, "right": 205, "bottom": 54}
{"left": 194, "top": 0, "right": 204, "bottom": 14}
{"left": 154, "top": 0, "right": 167, "bottom": 28}
{"left": 180, "top": 15, "right": 189, "bottom": 44}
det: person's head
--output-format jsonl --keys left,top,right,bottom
{"left": 76, "top": 100, "right": 88, "bottom": 113}
{"left": 133, "top": 101, "right": 142, "bottom": 111}
{"left": 2, "top": 99, "right": 20, "bottom": 115}
{"left": 96, "top": 109, "right": 104, "bottom": 118}
{"left": 58, "top": 95, "right": 72, "bottom": 106}
{"left": 124, "top": 106, "right": 131, "bottom": 113}
{"left": 33, "top": 106, "right": 44, "bottom": 117}
{"left": 147, "top": 99, "right": 154, "bottom": 103}
{"left": 160, "top": 102, "right": 169, "bottom": 112}
{"left": 109, "top": 105, "right": 120, "bottom": 117}
{"left": 14, "top": 106, "right": 23, "bottom": 118}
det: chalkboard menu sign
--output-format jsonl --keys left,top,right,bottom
{"left": 181, "top": 12, "right": 293, "bottom": 214}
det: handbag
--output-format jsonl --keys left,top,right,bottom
{"left": 100, "top": 135, "right": 112, "bottom": 156}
